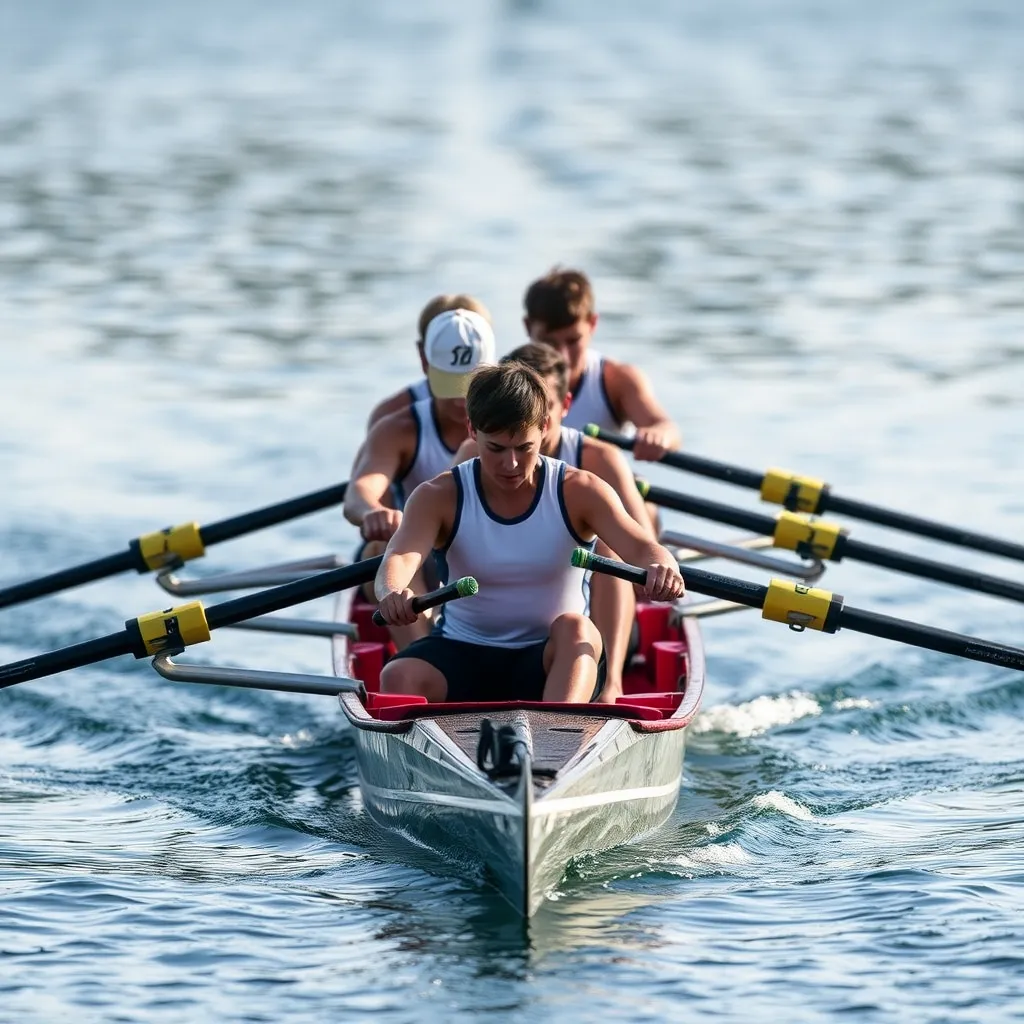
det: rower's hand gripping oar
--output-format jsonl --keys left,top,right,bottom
{"left": 635, "top": 478, "right": 1024, "bottom": 606}
{"left": 570, "top": 548, "right": 1024, "bottom": 673}
{"left": 586, "top": 424, "right": 1024, "bottom": 564}
{"left": 0, "top": 482, "right": 349, "bottom": 611}
{"left": 371, "top": 577, "right": 479, "bottom": 627}
{"left": 0, "top": 552, "right": 378, "bottom": 689}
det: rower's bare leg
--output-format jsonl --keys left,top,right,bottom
{"left": 588, "top": 540, "right": 634, "bottom": 704}
{"left": 542, "top": 613, "right": 603, "bottom": 703}
{"left": 379, "top": 657, "right": 448, "bottom": 703}
{"left": 359, "top": 539, "right": 430, "bottom": 650}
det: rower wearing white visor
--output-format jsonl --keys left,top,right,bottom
{"left": 344, "top": 307, "right": 496, "bottom": 647}
{"left": 375, "top": 361, "right": 684, "bottom": 704}
{"left": 366, "top": 293, "right": 493, "bottom": 429}
{"left": 453, "top": 343, "right": 653, "bottom": 702}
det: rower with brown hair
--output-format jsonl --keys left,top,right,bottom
{"left": 374, "top": 361, "right": 684, "bottom": 704}
{"left": 523, "top": 267, "right": 680, "bottom": 462}
{"left": 453, "top": 342, "right": 652, "bottom": 702}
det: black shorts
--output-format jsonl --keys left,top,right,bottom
{"left": 388, "top": 634, "right": 606, "bottom": 703}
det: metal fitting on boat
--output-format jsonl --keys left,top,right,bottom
{"left": 125, "top": 600, "right": 212, "bottom": 657}
{"left": 773, "top": 511, "right": 847, "bottom": 561}
{"left": 760, "top": 467, "right": 829, "bottom": 513}
{"left": 130, "top": 521, "right": 206, "bottom": 571}
{"left": 761, "top": 579, "right": 843, "bottom": 633}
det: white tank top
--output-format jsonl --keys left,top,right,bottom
{"left": 394, "top": 399, "right": 458, "bottom": 507}
{"left": 562, "top": 350, "right": 623, "bottom": 433}
{"left": 436, "top": 456, "right": 594, "bottom": 648}
{"left": 406, "top": 378, "right": 431, "bottom": 404}
{"left": 557, "top": 426, "right": 584, "bottom": 467}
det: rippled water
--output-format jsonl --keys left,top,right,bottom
{"left": 2, "top": 1, "right": 1024, "bottom": 1019}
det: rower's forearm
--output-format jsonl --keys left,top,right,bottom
{"left": 374, "top": 551, "right": 421, "bottom": 602}
{"left": 343, "top": 482, "right": 388, "bottom": 527}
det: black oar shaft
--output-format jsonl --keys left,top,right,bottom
{"left": 839, "top": 606, "right": 1024, "bottom": 672}
{"left": 819, "top": 494, "right": 1024, "bottom": 561}
{"left": 199, "top": 482, "right": 348, "bottom": 546}
{"left": 592, "top": 429, "right": 764, "bottom": 489}
{"left": 843, "top": 537, "right": 1024, "bottom": 604}
{"left": 590, "top": 426, "right": 1024, "bottom": 563}
{"left": 575, "top": 548, "right": 1024, "bottom": 673}
{"left": 0, "top": 482, "right": 349, "bottom": 611}
{"left": 0, "top": 551, "right": 137, "bottom": 610}
{"left": 205, "top": 555, "right": 382, "bottom": 630}
{"left": 0, "top": 555, "right": 382, "bottom": 688}
{"left": 0, "top": 632, "right": 133, "bottom": 688}
{"left": 642, "top": 482, "right": 1024, "bottom": 605}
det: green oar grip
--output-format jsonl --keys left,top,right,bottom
{"left": 372, "top": 577, "right": 479, "bottom": 627}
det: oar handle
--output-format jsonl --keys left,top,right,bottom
{"left": 372, "top": 577, "right": 479, "bottom": 627}
{"left": 569, "top": 548, "right": 1024, "bottom": 673}
{"left": 570, "top": 547, "right": 770, "bottom": 608}
{"left": 584, "top": 425, "right": 764, "bottom": 489}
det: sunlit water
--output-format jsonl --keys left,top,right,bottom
{"left": 2, "top": 1, "right": 1023, "bottom": 1020}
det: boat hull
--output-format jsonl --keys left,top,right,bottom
{"left": 334, "top": 594, "right": 704, "bottom": 915}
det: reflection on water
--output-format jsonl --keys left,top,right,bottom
{"left": 1, "top": 0, "right": 1024, "bottom": 1019}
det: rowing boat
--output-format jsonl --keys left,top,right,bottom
{"left": 331, "top": 590, "right": 705, "bottom": 916}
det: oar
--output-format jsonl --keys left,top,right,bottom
{"left": 0, "top": 482, "right": 348, "bottom": 611}
{"left": 570, "top": 549, "right": 1024, "bottom": 673}
{"left": 371, "top": 577, "right": 479, "bottom": 627}
{"left": 636, "top": 479, "right": 1024, "bottom": 606}
{"left": 0, "top": 552, "right": 379, "bottom": 689}
{"left": 587, "top": 425, "right": 1024, "bottom": 563}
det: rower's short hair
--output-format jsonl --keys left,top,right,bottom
{"left": 501, "top": 343, "right": 570, "bottom": 402}
{"left": 467, "top": 363, "right": 548, "bottom": 435}
{"left": 417, "top": 294, "right": 491, "bottom": 341}
{"left": 523, "top": 267, "right": 594, "bottom": 329}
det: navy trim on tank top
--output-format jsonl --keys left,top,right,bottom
{"left": 473, "top": 458, "right": 546, "bottom": 526}
{"left": 434, "top": 467, "right": 462, "bottom": 635}
{"left": 430, "top": 402, "right": 459, "bottom": 456}
{"left": 556, "top": 462, "right": 593, "bottom": 546}
{"left": 439, "top": 467, "right": 465, "bottom": 554}
{"left": 393, "top": 403, "right": 422, "bottom": 494}
{"left": 406, "top": 384, "right": 418, "bottom": 404}
{"left": 574, "top": 431, "right": 584, "bottom": 466}
{"left": 597, "top": 359, "right": 619, "bottom": 424}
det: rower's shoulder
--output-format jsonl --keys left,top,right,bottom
{"left": 367, "top": 387, "right": 415, "bottom": 429}
{"left": 598, "top": 355, "right": 651, "bottom": 391}
{"left": 561, "top": 462, "right": 616, "bottom": 501}
{"left": 405, "top": 467, "right": 459, "bottom": 512}
{"left": 357, "top": 403, "right": 419, "bottom": 462}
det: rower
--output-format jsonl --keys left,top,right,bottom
{"left": 523, "top": 268, "right": 681, "bottom": 462}
{"left": 375, "top": 361, "right": 684, "bottom": 704}
{"left": 452, "top": 342, "right": 652, "bottom": 703}
{"left": 344, "top": 308, "right": 496, "bottom": 647}
{"left": 366, "top": 293, "right": 492, "bottom": 429}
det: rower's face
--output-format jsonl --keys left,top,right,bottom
{"left": 473, "top": 421, "right": 549, "bottom": 490}
{"left": 524, "top": 315, "right": 597, "bottom": 380}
